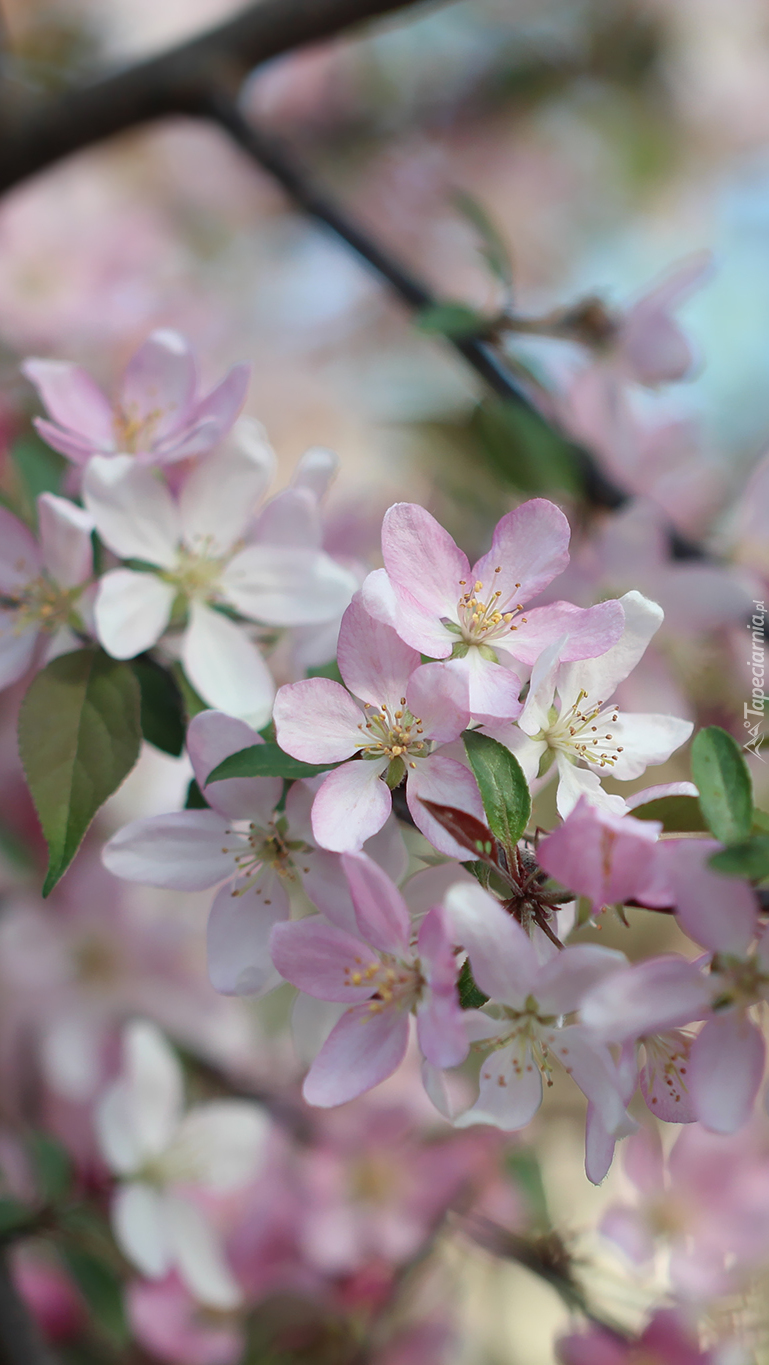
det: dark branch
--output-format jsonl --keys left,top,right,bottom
{"left": 0, "top": 0, "right": 431, "bottom": 193}
{"left": 0, "top": 1252, "right": 58, "bottom": 1365}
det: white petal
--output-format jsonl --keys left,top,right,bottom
{"left": 206, "top": 879, "right": 287, "bottom": 996}
{"left": 123, "top": 1020, "right": 184, "bottom": 1160}
{"left": 94, "top": 570, "right": 175, "bottom": 659}
{"left": 111, "top": 1183, "right": 171, "bottom": 1279}
{"left": 603, "top": 714, "right": 694, "bottom": 780}
{"left": 179, "top": 420, "right": 275, "bottom": 554}
{"left": 165, "top": 1194, "right": 242, "bottom": 1309}
{"left": 83, "top": 455, "right": 180, "bottom": 567}
{"left": 102, "top": 810, "right": 233, "bottom": 890}
{"left": 555, "top": 755, "right": 627, "bottom": 819}
{"left": 169, "top": 1101, "right": 271, "bottom": 1191}
{"left": 181, "top": 603, "right": 275, "bottom": 725}
{"left": 222, "top": 545, "right": 355, "bottom": 626}
{"left": 292, "top": 445, "right": 338, "bottom": 499}
{"left": 96, "top": 1082, "right": 143, "bottom": 1174}
{"left": 37, "top": 493, "right": 93, "bottom": 587}
{"left": 557, "top": 591, "right": 663, "bottom": 711}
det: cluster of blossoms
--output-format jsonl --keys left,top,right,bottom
{"left": 2, "top": 313, "right": 768, "bottom": 1365}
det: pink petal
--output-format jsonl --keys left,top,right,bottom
{"left": 0, "top": 616, "right": 38, "bottom": 688}
{"left": 341, "top": 852, "right": 410, "bottom": 955}
{"left": 557, "top": 591, "right": 663, "bottom": 711}
{"left": 270, "top": 916, "right": 374, "bottom": 1001}
{"left": 436, "top": 651, "right": 523, "bottom": 723}
{"left": 302, "top": 1005, "right": 410, "bottom": 1105}
{"left": 405, "top": 661, "right": 471, "bottom": 739}
{"left": 406, "top": 752, "right": 486, "bottom": 860}
{"left": 537, "top": 798, "right": 666, "bottom": 914}
{"left": 472, "top": 499, "right": 570, "bottom": 606}
{"left": 310, "top": 760, "right": 392, "bottom": 852}
{"left": 119, "top": 330, "right": 196, "bottom": 443}
{"left": 639, "top": 1030, "right": 697, "bottom": 1123}
{"left": 416, "top": 907, "right": 467, "bottom": 1069}
{"left": 336, "top": 593, "right": 421, "bottom": 707}
{"left": 502, "top": 599, "right": 625, "bottom": 666}
{"left": 661, "top": 839, "right": 759, "bottom": 954}
{"left": 300, "top": 846, "right": 359, "bottom": 934}
{"left": 22, "top": 358, "right": 114, "bottom": 445}
{"left": 546, "top": 1025, "right": 627, "bottom": 1134}
{"left": 37, "top": 493, "right": 93, "bottom": 588}
{"left": 0, "top": 506, "right": 41, "bottom": 591}
{"left": 251, "top": 486, "right": 322, "bottom": 549}
{"left": 31, "top": 417, "right": 97, "bottom": 465}
{"left": 581, "top": 957, "right": 710, "bottom": 1043}
{"left": 188, "top": 362, "right": 250, "bottom": 436}
{"left": 206, "top": 880, "right": 287, "bottom": 997}
{"left": 381, "top": 503, "right": 470, "bottom": 656}
{"left": 273, "top": 679, "right": 362, "bottom": 762}
{"left": 102, "top": 811, "right": 232, "bottom": 890}
{"left": 535, "top": 944, "right": 628, "bottom": 1016}
{"left": 456, "top": 1042, "right": 543, "bottom": 1131}
{"left": 187, "top": 710, "right": 280, "bottom": 823}
{"left": 690, "top": 1012, "right": 765, "bottom": 1134}
{"left": 444, "top": 881, "right": 538, "bottom": 1004}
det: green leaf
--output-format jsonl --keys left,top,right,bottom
{"left": 207, "top": 743, "right": 338, "bottom": 784}
{"left": 58, "top": 1247, "right": 127, "bottom": 1345}
{"left": 506, "top": 1148, "right": 550, "bottom": 1228}
{"left": 691, "top": 726, "right": 753, "bottom": 846}
{"left": 452, "top": 189, "right": 514, "bottom": 289}
{"left": 752, "top": 808, "right": 769, "bottom": 835}
{"left": 11, "top": 433, "right": 66, "bottom": 527}
{"left": 18, "top": 648, "right": 142, "bottom": 896}
{"left": 458, "top": 958, "right": 489, "bottom": 1009}
{"left": 472, "top": 400, "right": 585, "bottom": 499}
{"left": 185, "top": 778, "right": 208, "bottom": 809}
{"left": 170, "top": 661, "right": 208, "bottom": 720}
{"left": 709, "top": 835, "right": 769, "bottom": 881}
{"left": 29, "top": 1132, "right": 72, "bottom": 1203}
{"left": 0, "top": 1198, "right": 33, "bottom": 1236}
{"left": 463, "top": 730, "right": 530, "bottom": 853}
{"left": 628, "top": 793, "right": 709, "bottom": 833}
{"left": 417, "top": 301, "right": 491, "bottom": 338}
{"left": 131, "top": 656, "right": 185, "bottom": 756}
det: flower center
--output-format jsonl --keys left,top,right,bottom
{"left": 6, "top": 574, "right": 80, "bottom": 634}
{"left": 542, "top": 689, "right": 625, "bottom": 769}
{"left": 355, "top": 700, "right": 430, "bottom": 764}
{"left": 641, "top": 1031, "right": 692, "bottom": 1110}
{"left": 222, "top": 821, "right": 307, "bottom": 904}
{"left": 113, "top": 404, "right": 164, "bottom": 454}
{"left": 344, "top": 952, "right": 423, "bottom": 1016}
{"left": 453, "top": 568, "right": 528, "bottom": 646}
{"left": 163, "top": 545, "right": 225, "bottom": 603}
{"left": 478, "top": 998, "right": 562, "bottom": 1088}
{"left": 710, "top": 953, "right": 769, "bottom": 1010}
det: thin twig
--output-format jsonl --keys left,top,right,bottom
{"left": 0, "top": 0, "right": 432, "bottom": 191}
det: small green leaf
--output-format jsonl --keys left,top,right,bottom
{"left": 463, "top": 730, "right": 530, "bottom": 854}
{"left": 452, "top": 189, "right": 514, "bottom": 290}
{"left": 691, "top": 726, "right": 753, "bottom": 845}
{"left": 29, "top": 1132, "right": 72, "bottom": 1203}
{"left": 11, "top": 434, "right": 66, "bottom": 527}
{"left": 752, "top": 808, "right": 769, "bottom": 835}
{"left": 629, "top": 793, "right": 709, "bottom": 833}
{"left": 131, "top": 656, "right": 185, "bottom": 757}
{"left": 58, "top": 1247, "right": 128, "bottom": 1345}
{"left": 506, "top": 1149, "right": 550, "bottom": 1229}
{"left": 458, "top": 958, "right": 489, "bottom": 1009}
{"left": 185, "top": 778, "right": 208, "bottom": 809}
{"left": 18, "top": 648, "right": 142, "bottom": 896}
{"left": 0, "top": 1198, "right": 33, "bottom": 1236}
{"left": 417, "top": 301, "right": 491, "bottom": 338}
{"left": 207, "top": 743, "right": 338, "bottom": 784}
{"left": 473, "top": 400, "right": 585, "bottom": 499}
{"left": 709, "top": 835, "right": 769, "bottom": 881}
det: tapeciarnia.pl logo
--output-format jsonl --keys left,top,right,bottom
{"left": 745, "top": 599, "right": 766, "bottom": 762}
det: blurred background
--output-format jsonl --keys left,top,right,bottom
{"left": 0, "top": 1, "right": 768, "bottom": 1362}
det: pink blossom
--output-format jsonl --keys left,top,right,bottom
{"left": 443, "top": 882, "right": 628, "bottom": 1136}
{"left": 273, "top": 594, "right": 484, "bottom": 854}
{"left": 103, "top": 710, "right": 404, "bottom": 998}
{"left": 361, "top": 500, "right": 624, "bottom": 719}
{"left": 489, "top": 591, "right": 693, "bottom": 817}
{"left": 23, "top": 329, "right": 249, "bottom": 466}
{"left": 270, "top": 853, "right": 468, "bottom": 1106}
{"left": 83, "top": 429, "right": 355, "bottom": 722}
{"left": 557, "top": 1308, "right": 718, "bottom": 1365}
{"left": 536, "top": 796, "right": 673, "bottom": 914}
{"left": 0, "top": 494, "right": 94, "bottom": 690}
{"left": 127, "top": 1274, "right": 244, "bottom": 1365}
{"left": 615, "top": 251, "right": 715, "bottom": 387}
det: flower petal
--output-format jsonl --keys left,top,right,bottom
{"left": 83, "top": 455, "right": 180, "bottom": 567}
{"left": 102, "top": 810, "right": 233, "bottom": 890}
{"left": 0, "top": 506, "right": 41, "bottom": 591}
{"left": 444, "top": 881, "right": 538, "bottom": 1004}
{"left": 557, "top": 591, "right": 663, "bottom": 710}
{"left": 341, "top": 851, "right": 411, "bottom": 955}
{"left": 472, "top": 499, "right": 571, "bottom": 606}
{"left": 661, "top": 839, "right": 759, "bottom": 955}
{"left": 169, "top": 1100, "right": 270, "bottom": 1191}
{"left": 337, "top": 593, "right": 421, "bottom": 708}
{"left": 435, "top": 651, "right": 522, "bottom": 723}
{"left": 37, "top": 493, "right": 93, "bottom": 587}
{"left": 545, "top": 1024, "right": 627, "bottom": 1135}
{"left": 251, "top": 486, "right": 322, "bottom": 549}
{"left": 94, "top": 570, "right": 175, "bottom": 659}
{"left": 23, "top": 359, "right": 114, "bottom": 446}
{"left": 187, "top": 710, "right": 280, "bottom": 822}
{"left": 207, "top": 879, "right": 287, "bottom": 997}
{"left": 111, "top": 1183, "right": 170, "bottom": 1279}
{"left": 405, "top": 661, "right": 472, "bottom": 738}
{"left": 119, "top": 330, "right": 196, "bottom": 443}
{"left": 536, "top": 944, "right": 628, "bottom": 1016}
{"left": 303, "top": 1004, "right": 410, "bottom": 1106}
{"left": 455, "top": 1042, "right": 543, "bottom": 1131}
{"left": 0, "top": 616, "right": 37, "bottom": 689}
{"left": 179, "top": 421, "right": 274, "bottom": 554}
{"left": 273, "top": 678, "right": 362, "bottom": 762}
{"left": 270, "top": 916, "right": 375, "bottom": 1000}
{"left": 165, "top": 1194, "right": 242, "bottom": 1309}
{"left": 181, "top": 603, "right": 275, "bottom": 727}
{"left": 381, "top": 503, "right": 470, "bottom": 656}
{"left": 690, "top": 1012, "right": 765, "bottom": 1134}
{"left": 311, "top": 761, "right": 392, "bottom": 852}
{"left": 602, "top": 714, "right": 693, "bottom": 781}
{"left": 502, "top": 599, "right": 625, "bottom": 666}
{"left": 222, "top": 544, "right": 355, "bottom": 626}
{"left": 581, "top": 956, "right": 710, "bottom": 1042}
{"left": 406, "top": 752, "right": 487, "bottom": 860}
